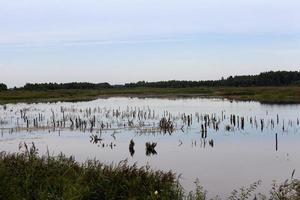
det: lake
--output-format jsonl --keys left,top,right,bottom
{"left": 0, "top": 97, "right": 299, "bottom": 197}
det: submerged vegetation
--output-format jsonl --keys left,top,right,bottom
{"left": 0, "top": 98, "right": 299, "bottom": 154}
{"left": 0, "top": 144, "right": 300, "bottom": 200}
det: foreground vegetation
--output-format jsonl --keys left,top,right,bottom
{"left": 0, "top": 143, "right": 182, "bottom": 200}
{"left": 0, "top": 144, "right": 299, "bottom": 200}
{"left": 0, "top": 86, "right": 300, "bottom": 104}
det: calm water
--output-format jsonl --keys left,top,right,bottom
{"left": 0, "top": 97, "right": 300, "bottom": 197}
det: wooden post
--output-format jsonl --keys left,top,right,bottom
{"left": 275, "top": 133, "right": 278, "bottom": 151}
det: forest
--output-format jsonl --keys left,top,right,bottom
{"left": 0, "top": 71, "right": 300, "bottom": 91}
{"left": 124, "top": 71, "right": 300, "bottom": 88}
{"left": 21, "top": 82, "right": 112, "bottom": 90}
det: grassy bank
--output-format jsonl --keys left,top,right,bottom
{"left": 0, "top": 87, "right": 300, "bottom": 104}
{"left": 0, "top": 144, "right": 182, "bottom": 200}
{"left": 0, "top": 145, "right": 300, "bottom": 200}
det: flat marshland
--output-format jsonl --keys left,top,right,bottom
{"left": 1, "top": 86, "right": 300, "bottom": 104}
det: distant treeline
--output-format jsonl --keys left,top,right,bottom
{"left": 124, "top": 71, "right": 300, "bottom": 88}
{"left": 1, "top": 71, "right": 300, "bottom": 91}
{"left": 21, "top": 82, "right": 112, "bottom": 90}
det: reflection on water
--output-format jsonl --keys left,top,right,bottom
{"left": 0, "top": 97, "right": 300, "bottom": 197}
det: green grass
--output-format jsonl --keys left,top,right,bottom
{"left": 0, "top": 87, "right": 300, "bottom": 104}
{"left": 0, "top": 144, "right": 299, "bottom": 200}
{"left": 0, "top": 144, "right": 183, "bottom": 200}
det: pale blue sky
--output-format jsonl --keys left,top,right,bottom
{"left": 0, "top": 0, "right": 300, "bottom": 87}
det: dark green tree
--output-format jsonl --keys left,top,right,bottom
{"left": 0, "top": 83, "right": 7, "bottom": 91}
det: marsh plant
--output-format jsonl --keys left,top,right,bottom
{"left": 0, "top": 143, "right": 182, "bottom": 200}
{"left": 0, "top": 144, "right": 299, "bottom": 200}
{"left": 186, "top": 178, "right": 300, "bottom": 200}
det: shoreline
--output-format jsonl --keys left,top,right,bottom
{"left": 0, "top": 86, "right": 300, "bottom": 104}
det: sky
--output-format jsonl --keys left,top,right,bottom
{"left": 0, "top": 0, "right": 300, "bottom": 87}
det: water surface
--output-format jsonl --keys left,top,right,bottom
{"left": 0, "top": 97, "right": 299, "bottom": 197}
